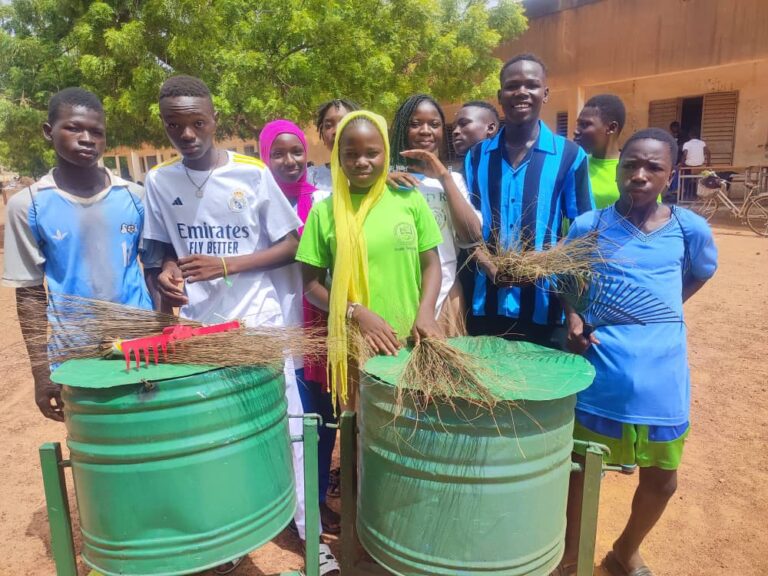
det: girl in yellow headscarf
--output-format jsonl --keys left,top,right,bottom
{"left": 295, "top": 110, "right": 444, "bottom": 406}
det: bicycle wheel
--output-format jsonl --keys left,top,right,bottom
{"left": 690, "top": 195, "right": 718, "bottom": 221}
{"left": 745, "top": 194, "right": 768, "bottom": 237}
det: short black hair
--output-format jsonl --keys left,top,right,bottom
{"left": 48, "top": 88, "right": 104, "bottom": 124}
{"left": 461, "top": 100, "right": 500, "bottom": 122}
{"left": 315, "top": 99, "right": 360, "bottom": 133}
{"left": 583, "top": 94, "right": 626, "bottom": 132}
{"left": 621, "top": 128, "right": 678, "bottom": 165}
{"left": 159, "top": 75, "right": 212, "bottom": 101}
{"left": 670, "top": 121, "right": 680, "bottom": 128}
{"left": 500, "top": 53, "right": 547, "bottom": 81}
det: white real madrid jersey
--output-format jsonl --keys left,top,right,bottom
{"left": 143, "top": 152, "right": 301, "bottom": 327}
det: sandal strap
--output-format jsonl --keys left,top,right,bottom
{"left": 318, "top": 543, "right": 340, "bottom": 575}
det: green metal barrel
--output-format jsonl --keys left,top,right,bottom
{"left": 358, "top": 337, "right": 595, "bottom": 576}
{"left": 52, "top": 359, "right": 296, "bottom": 576}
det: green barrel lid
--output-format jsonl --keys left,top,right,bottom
{"left": 363, "top": 336, "right": 595, "bottom": 401}
{"left": 51, "top": 357, "right": 219, "bottom": 389}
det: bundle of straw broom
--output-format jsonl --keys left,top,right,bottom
{"left": 395, "top": 338, "right": 501, "bottom": 416}
{"left": 15, "top": 293, "right": 326, "bottom": 370}
{"left": 476, "top": 232, "right": 602, "bottom": 292}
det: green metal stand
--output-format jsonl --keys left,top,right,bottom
{"left": 339, "top": 411, "right": 609, "bottom": 576}
{"left": 572, "top": 440, "right": 611, "bottom": 576}
{"left": 39, "top": 414, "right": 323, "bottom": 576}
{"left": 39, "top": 443, "right": 78, "bottom": 576}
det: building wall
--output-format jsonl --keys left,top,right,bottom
{"left": 494, "top": 0, "right": 768, "bottom": 166}
{"left": 107, "top": 132, "right": 330, "bottom": 182}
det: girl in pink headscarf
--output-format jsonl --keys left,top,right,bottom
{"left": 260, "top": 120, "right": 341, "bottom": 546}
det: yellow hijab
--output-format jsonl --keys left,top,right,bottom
{"left": 328, "top": 110, "right": 390, "bottom": 405}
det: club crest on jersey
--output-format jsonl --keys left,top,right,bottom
{"left": 120, "top": 223, "right": 137, "bottom": 234}
{"left": 228, "top": 190, "right": 247, "bottom": 212}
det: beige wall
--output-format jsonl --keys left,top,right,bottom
{"left": 469, "top": 0, "right": 768, "bottom": 166}
{"left": 106, "top": 137, "right": 259, "bottom": 182}
{"left": 501, "top": 0, "right": 768, "bottom": 86}
{"left": 107, "top": 133, "right": 332, "bottom": 182}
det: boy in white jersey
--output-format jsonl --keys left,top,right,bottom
{"left": 141, "top": 76, "right": 324, "bottom": 574}
{"left": 3, "top": 88, "right": 154, "bottom": 422}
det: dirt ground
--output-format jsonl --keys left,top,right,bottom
{"left": 0, "top": 210, "right": 765, "bottom": 576}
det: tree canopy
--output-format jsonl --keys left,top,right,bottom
{"left": 0, "top": 0, "right": 526, "bottom": 176}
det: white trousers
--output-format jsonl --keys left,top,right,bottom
{"left": 283, "top": 357, "right": 307, "bottom": 540}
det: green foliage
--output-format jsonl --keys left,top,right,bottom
{"left": 0, "top": 0, "right": 526, "bottom": 176}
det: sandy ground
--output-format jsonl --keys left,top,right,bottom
{"left": 0, "top": 208, "right": 766, "bottom": 576}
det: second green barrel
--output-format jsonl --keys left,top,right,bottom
{"left": 358, "top": 337, "right": 595, "bottom": 576}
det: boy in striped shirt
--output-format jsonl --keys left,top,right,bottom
{"left": 465, "top": 53, "right": 594, "bottom": 347}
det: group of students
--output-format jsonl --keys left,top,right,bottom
{"left": 3, "top": 52, "right": 718, "bottom": 576}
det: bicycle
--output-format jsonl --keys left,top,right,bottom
{"left": 690, "top": 169, "right": 768, "bottom": 237}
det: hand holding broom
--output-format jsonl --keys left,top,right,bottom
{"left": 472, "top": 246, "right": 536, "bottom": 288}
{"left": 351, "top": 305, "right": 401, "bottom": 356}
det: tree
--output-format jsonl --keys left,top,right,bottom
{"left": 0, "top": 0, "right": 527, "bottom": 176}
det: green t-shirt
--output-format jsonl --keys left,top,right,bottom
{"left": 296, "top": 185, "right": 443, "bottom": 336}
{"left": 588, "top": 155, "right": 620, "bottom": 209}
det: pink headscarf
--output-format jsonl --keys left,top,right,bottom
{"left": 259, "top": 119, "right": 315, "bottom": 231}
{"left": 261, "top": 119, "right": 328, "bottom": 388}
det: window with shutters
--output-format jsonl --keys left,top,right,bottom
{"left": 701, "top": 92, "right": 738, "bottom": 165}
{"left": 648, "top": 99, "right": 681, "bottom": 131}
{"left": 556, "top": 112, "right": 568, "bottom": 137}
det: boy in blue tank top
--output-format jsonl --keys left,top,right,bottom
{"left": 3, "top": 88, "right": 155, "bottom": 422}
{"left": 556, "top": 128, "right": 718, "bottom": 576}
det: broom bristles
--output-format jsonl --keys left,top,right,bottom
{"left": 395, "top": 338, "right": 501, "bottom": 415}
{"left": 479, "top": 232, "right": 603, "bottom": 288}
{"left": 15, "top": 292, "right": 327, "bottom": 370}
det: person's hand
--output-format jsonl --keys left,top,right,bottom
{"left": 352, "top": 306, "right": 401, "bottom": 356}
{"left": 34, "top": 372, "right": 64, "bottom": 422}
{"left": 158, "top": 260, "right": 189, "bottom": 306}
{"left": 399, "top": 149, "right": 449, "bottom": 181}
{"left": 178, "top": 255, "right": 226, "bottom": 284}
{"left": 472, "top": 247, "right": 535, "bottom": 288}
{"left": 386, "top": 171, "right": 420, "bottom": 190}
{"left": 565, "top": 312, "right": 600, "bottom": 354}
{"left": 410, "top": 311, "right": 443, "bottom": 346}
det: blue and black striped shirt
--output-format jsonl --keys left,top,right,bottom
{"left": 465, "top": 121, "right": 594, "bottom": 326}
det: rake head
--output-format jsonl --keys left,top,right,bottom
{"left": 555, "top": 273, "right": 681, "bottom": 336}
{"left": 120, "top": 320, "right": 242, "bottom": 371}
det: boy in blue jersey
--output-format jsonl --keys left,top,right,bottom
{"left": 465, "top": 53, "right": 594, "bottom": 347}
{"left": 557, "top": 129, "right": 718, "bottom": 576}
{"left": 3, "top": 88, "right": 154, "bottom": 421}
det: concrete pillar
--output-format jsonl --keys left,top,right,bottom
{"left": 128, "top": 151, "right": 143, "bottom": 183}
{"left": 568, "top": 86, "right": 586, "bottom": 141}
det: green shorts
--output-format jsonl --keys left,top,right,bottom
{"left": 572, "top": 410, "right": 689, "bottom": 471}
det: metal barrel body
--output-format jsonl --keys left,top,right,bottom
{"left": 61, "top": 365, "right": 295, "bottom": 576}
{"left": 357, "top": 374, "right": 577, "bottom": 576}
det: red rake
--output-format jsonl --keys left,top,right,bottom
{"left": 120, "top": 320, "right": 242, "bottom": 371}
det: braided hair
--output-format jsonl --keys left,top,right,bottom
{"left": 389, "top": 94, "right": 449, "bottom": 171}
